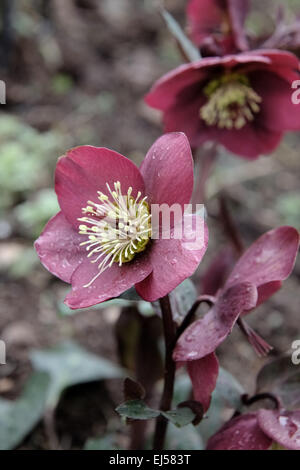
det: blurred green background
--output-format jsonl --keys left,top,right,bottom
{"left": 0, "top": 0, "right": 299, "bottom": 450}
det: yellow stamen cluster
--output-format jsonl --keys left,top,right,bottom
{"left": 78, "top": 181, "right": 151, "bottom": 287}
{"left": 200, "top": 73, "right": 262, "bottom": 130}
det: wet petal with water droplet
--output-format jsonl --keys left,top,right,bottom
{"left": 187, "top": 353, "right": 219, "bottom": 412}
{"left": 207, "top": 412, "right": 272, "bottom": 450}
{"left": 225, "top": 226, "right": 299, "bottom": 311}
{"left": 173, "top": 282, "right": 257, "bottom": 361}
{"left": 258, "top": 409, "right": 300, "bottom": 450}
{"left": 35, "top": 211, "right": 84, "bottom": 283}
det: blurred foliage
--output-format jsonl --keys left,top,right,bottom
{"left": 0, "top": 341, "right": 126, "bottom": 449}
{"left": 8, "top": 247, "right": 39, "bottom": 279}
{"left": 256, "top": 355, "right": 300, "bottom": 410}
{"left": 165, "top": 423, "right": 204, "bottom": 450}
{"left": 30, "top": 341, "right": 125, "bottom": 409}
{"left": 0, "top": 115, "right": 65, "bottom": 213}
{"left": 84, "top": 435, "right": 121, "bottom": 450}
{"left": 51, "top": 74, "right": 74, "bottom": 96}
{"left": 276, "top": 193, "right": 300, "bottom": 230}
{"left": 14, "top": 189, "right": 59, "bottom": 238}
{"left": 247, "top": 0, "right": 300, "bottom": 35}
{"left": 0, "top": 372, "right": 50, "bottom": 450}
{"left": 0, "top": 0, "right": 299, "bottom": 451}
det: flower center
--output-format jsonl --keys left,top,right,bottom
{"left": 200, "top": 73, "right": 262, "bottom": 130}
{"left": 78, "top": 181, "right": 151, "bottom": 287}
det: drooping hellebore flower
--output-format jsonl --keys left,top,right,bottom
{"left": 207, "top": 409, "right": 300, "bottom": 450}
{"left": 35, "top": 133, "right": 208, "bottom": 309}
{"left": 173, "top": 226, "right": 299, "bottom": 362}
{"left": 186, "top": 0, "right": 249, "bottom": 55}
{"left": 145, "top": 50, "right": 300, "bottom": 159}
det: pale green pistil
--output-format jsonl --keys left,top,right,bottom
{"left": 200, "top": 73, "right": 262, "bottom": 130}
{"left": 78, "top": 181, "right": 151, "bottom": 287}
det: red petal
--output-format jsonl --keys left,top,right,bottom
{"left": 136, "top": 214, "right": 209, "bottom": 302}
{"left": 34, "top": 211, "right": 84, "bottom": 283}
{"left": 187, "top": 353, "right": 219, "bottom": 412}
{"left": 225, "top": 226, "right": 299, "bottom": 309}
{"left": 258, "top": 410, "right": 300, "bottom": 451}
{"left": 217, "top": 122, "right": 283, "bottom": 159}
{"left": 145, "top": 61, "right": 208, "bottom": 111}
{"left": 163, "top": 94, "right": 219, "bottom": 149}
{"left": 253, "top": 70, "right": 300, "bottom": 132}
{"left": 187, "top": 0, "right": 225, "bottom": 47}
{"left": 228, "top": 0, "right": 250, "bottom": 51}
{"left": 207, "top": 412, "right": 272, "bottom": 450}
{"left": 140, "top": 133, "right": 194, "bottom": 210}
{"left": 55, "top": 146, "right": 145, "bottom": 227}
{"left": 256, "top": 281, "right": 282, "bottom": 307}
{"left": 145, "top": 54, "right": 270, "bottom": 112}
{"left": 173, "top": 282, "right": 257, "bottom": 362}
{"left": 65, "top": 254, "right": 152, "bottom": 309}
{"left": 256, "top": 49, "right": 300, "bottom": 81}
{"left": 201, "top": 247, "right": 236, "bottom": 295}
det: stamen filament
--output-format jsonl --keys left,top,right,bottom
{"left": 78, "top": 181, "right": 152, "bottom": 287}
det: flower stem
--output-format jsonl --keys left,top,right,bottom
{"left": 242, "top": 392, "right": 281, "bottom": 410}
{"left": 153, "top": 294, "right": 177, "bottom": 450}
{"left": 219, "top": 194, "right": 244, "bottom": 255}
{"left": 176, "top": 295, "right": 216, "bottom": 340}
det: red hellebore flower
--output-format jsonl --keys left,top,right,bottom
{"left": 187, "top": 0, "right": 249, "bottom": 54}
{"left": 173, "top": 226, "right": 299, "bottom": 362}
{"left": 35, "top": 133, "right": 208, "bottom": 309}
{"left": 145, "top": 50, "right": 300, "bottom": 159}
{"left": 207, "top": 409, "right": 300, "bottom": 450}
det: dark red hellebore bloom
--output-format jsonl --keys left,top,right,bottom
{"left": 145, "top": 50, "right": 300, "bottom": 159}
{"left": 35, "top": 133, "right": 209, "bottom": 309}
{"left": 186, "top": 0, "right": 249, "bottom": 54}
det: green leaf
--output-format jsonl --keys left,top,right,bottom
{"left": 14, "top": 189, "right": 59, "bottom": 238}
{"left": 169, "top": 279, "right": 197, "bottom": 324}
{"left": 84, "top": 434, "right": 121, "bottom": 450}
{"left": 116, "top": 400, "right": 160, "bottom": 420}
{"left": 161, "top": 9, "right": 201, "bottom": 62}
{"left": 0, "top": 372, "right": 50, "bottom": 450}
{"left": 30, "top": 341, "right": 125, "bottom": 408}
{"left": 198, "top": 368, "right": 244, "bottom": 444}
{"left": 0, "top": 115, "right": 66, "bottom": 211}
{"left": 165, "top": 423, "right": 204, "bottom": 450}
{"left": 215, "top": 367, "right": 245, "bottom": 409}
{"left": 161, "top": 407, "right": 195, "bottom": 428}
{"left": 119, "top": 287, "right": 142, "bottom": 301}
{"left": 172, "top": 373, "right": 192, "bottom": 405}
{"left": 276, "top": 192, "right": 300, "bottom": 231}
{"left": 256, "top": 355, "right": 300, "bottom": 410}
{"left": 57, "top": 298, "right": 132, "bottom": 316}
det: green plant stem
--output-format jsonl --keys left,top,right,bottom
{"left": 153, "top": 295, "right": 177, "bottom": 450}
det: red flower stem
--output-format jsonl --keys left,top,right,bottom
{"left": 153, "top": 294, "right": 177, "bottom": 450}
{"left": 219, "top": 194, "right": 244, "bottom": 255}
{"left": 176, "top": 295, "right": 216, "bottom": 340}
{"left": 242, "top": 393, "right": 281, "bottom": 410}
{"left": 130, "top": 421, "right": 148, "bottom": 450}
